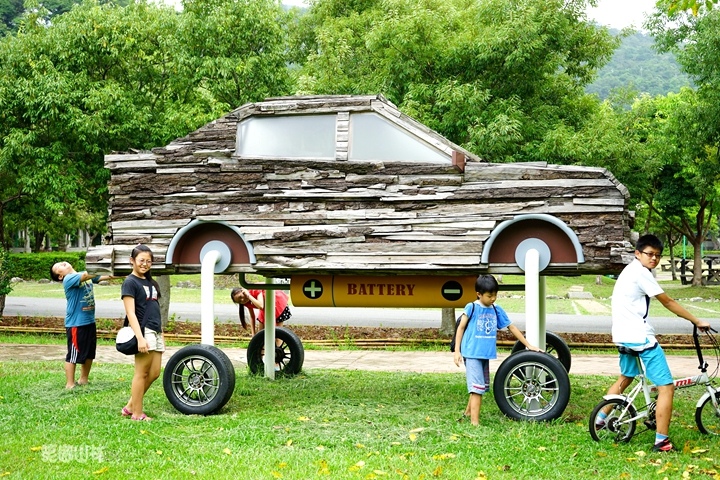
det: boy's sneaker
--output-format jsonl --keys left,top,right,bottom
{"left": 651, "top": 438, "right": 673, "bottom": 452}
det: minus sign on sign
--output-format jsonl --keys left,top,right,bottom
{"left": 443, "top": 289, "right": 462, "bottom": 294}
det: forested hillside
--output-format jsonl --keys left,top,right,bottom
{"left": 586, "top": 30, "right": 690, "bottom": 99}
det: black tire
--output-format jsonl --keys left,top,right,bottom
{"left": 247, "top": 327, "right": 304, "bottom": 376}
{"left": 492, "top": 350, "right": 570, "bottom": 421}
{"left": 163, "top": 344, "right": 236, "bottom": 415}
{"left": 588, "top": 398, "right": 637, "bottom": 443}
{"left": 511, "top": 331, "right": 571, "bottom": 373}
{"left": 696, "top": 390, "right": 720, "bottom": 435}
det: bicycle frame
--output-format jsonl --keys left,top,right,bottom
{"left": 601, "top": 326, "right": 719, "bottom": 430}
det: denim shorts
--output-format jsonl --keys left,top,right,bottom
{"left": 618, "top": 343, "right": 672, "bottom": 386}
{"left": 464, "top": 358, "right": 490, "bottom": 395}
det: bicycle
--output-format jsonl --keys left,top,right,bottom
{"left": 588, "top": 326, "right": 720, "bottom": 443}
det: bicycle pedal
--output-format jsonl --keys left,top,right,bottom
{"left": 644, "top": 419, "right": 657, "bottom": 431}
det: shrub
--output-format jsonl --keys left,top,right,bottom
{"left": 8, "top": 251, "right": 86, "bottom": 281}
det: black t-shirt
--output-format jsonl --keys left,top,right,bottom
{"left": 121, "top": 274, "right": 162, "bottom": 333}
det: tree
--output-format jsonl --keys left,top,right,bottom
{"left": 179, "top": 0, "right": 293, "bottom": 110}
{"left": 0, "top": 1, "right": 192, "bottom": 247}
{"left": 644, "top": 7, "right": 720, "bottom": 284}
{"left": 619, "top": 91, "right": 719, "bottom": 286}
{"left": 292, "top": 0, "right": 619, "bottom": 163}
{"left": 0, "top": 0, "right": 293, "bottom": 249}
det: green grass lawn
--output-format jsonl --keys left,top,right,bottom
{"left": 1, "top": 361, "right": 719, "bottom": 479}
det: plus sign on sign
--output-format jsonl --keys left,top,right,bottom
{"left": 290, "top": 275, "right": 477, "bottom": 308}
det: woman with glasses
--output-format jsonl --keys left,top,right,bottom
{"left": 119, "top": 245, "right": 164, "bottom": 421}
{"left": 599, "top": 234, "right": 710, "bottom": 452}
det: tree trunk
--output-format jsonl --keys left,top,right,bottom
{"left": 0, "top": 294, "right": 5, "bottom": 317}
{"left": 440, "top": 307, "right": 455, "bottom": 335}
{"left": 693, "top": 238, "right": 704, "bottom": 286}
{"left": 157, "top": 275, "right": 171, "bottom": 327}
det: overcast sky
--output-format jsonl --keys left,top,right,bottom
{"left": 281, "top": 0, "right": 659, "bottom": 30}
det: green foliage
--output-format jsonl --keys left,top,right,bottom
{"left": 9, "top": 251, "right": 85, "bottom": 281}
{"left": 660, "top": 0, "right": 718, "bottom": 15}
{"left": 0, "top": 245, "right": 13, "bottom": 296}
{"left": 293, "top": 0, "right": 619, "bottom": 163}
{"left": 585, "top": 30, "right": 691, "bottom": 100}
{"left": 0, "top": 0, "right": 293, "bottom": 248}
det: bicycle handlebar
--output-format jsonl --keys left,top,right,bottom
{"left": 693, "top": 325, "right": 717, "bottom": 372}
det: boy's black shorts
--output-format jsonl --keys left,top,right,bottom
{"left": 66, "top": 323, "right": 97, "bottom": 364}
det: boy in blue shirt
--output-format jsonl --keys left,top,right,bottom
{"left": 51, "top": 261, "right": 115, "bottom": 389}
{"left": 453, "top": 274, "right": 539, "bottom": 425}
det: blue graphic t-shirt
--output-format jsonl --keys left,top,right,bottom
{"left": 459, "top": 301, "right": 511, "bottom": 360}
{"left": 63, "top": 272, "right": 100, "bottom": 328}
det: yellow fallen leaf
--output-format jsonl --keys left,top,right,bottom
{"left": 634, "top": 450, "right": 646, "bottom": 457}
{"left": 372, "top": 470, "right": 387, "bottom": 475}
{"left": 140, "top": 430, "right": 148, "bottom": 435}
{"left": 93, "top": 467, "right": 109, "bottom": 475}
{"left": 222, "top": 448, "right": 231, "bottom": 455}
{"left": 409, "top": 434, "right": 417, "bottom": 442}
{"left": 30, "top": 446, "right": 42, "bottom": 452}
{"left": 270, "top": 471, "right": 282, "bottom": 478}
{"left": 432, "top": 466, "right": 443, "bottom": 476}
{"left": 0, "top": 474, "right": 10, "bottom": 478}
{"left": 691, "top": 448, "right": 708, "bottom": 454}
{"left": 349, "top": 461, "right": 366, "bottom": 472}
{"left": 355, "top": 443, "right": 365, "bottom": 449}
{"left": 286, "top": 439, "right": 293, "bottom": 446}
{"left": 277, "top": 462, "right": 287, "bottom": 469}
{"left": 390, "top": 442, "right": 401, "bottom": 446}
{"left": 433, "top": 453, "right": 456, "bottom": 460}
{"left": 537, "top": 446, "right": 546, "bottom": 451}
{"left": 475, "top": 472, "right": 488, "bottom": 480}
{"left": 409, "top": 427, "right": 425, "bottom": 433}
{"left": 316, "top": 445, "right": 325, "bottom": 451}
{"left": 297, "top": 416, "right": 310, "bottom": 422}
{"left": 155, "top": 450, "right": 162, "bottom": 455}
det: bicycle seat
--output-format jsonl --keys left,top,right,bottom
{"left": 617, "top": 346, "right": 640, "bottom": 356}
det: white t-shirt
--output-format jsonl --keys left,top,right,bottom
{"left": 611, "top": 258, "right": 664, "bottom": 346}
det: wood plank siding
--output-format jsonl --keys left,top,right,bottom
{"left": 86, "top": 95, "right": 633, "bottom": 277}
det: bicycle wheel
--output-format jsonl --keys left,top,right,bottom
{"left": 589, "top": 398, "right": 636, "bottom": 443}
{"left": 696, "top": 390, "right": 720, "bottom": 435}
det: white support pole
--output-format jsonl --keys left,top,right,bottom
{"left": 264, "top": 278, "right": 276, "bottom": 380}
{"left": 524, "top": 248, "right": 541, "bottom": 347}
{"left": 200, "top": 250, "right": 221, "bottom": 346}
{"left": 538, "top": 275, "right": 547, "bottom": 351}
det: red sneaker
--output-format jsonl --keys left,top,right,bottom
{"left": 652, "top": 438, "right": 673, "bottom": 452}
